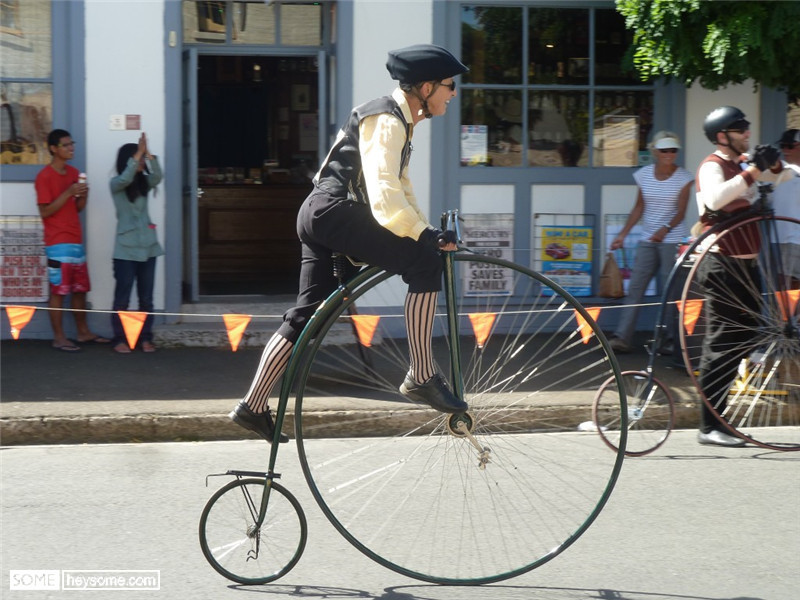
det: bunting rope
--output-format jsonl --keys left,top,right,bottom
{"left": 8, "top": 295, "right": 791, "bottom": 351}
{"left": 0, "top": 298, "right": 685, "bottom": 321}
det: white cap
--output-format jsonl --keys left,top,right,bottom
{"left": 653, "top": 137, "right": 681, "bottom": 150}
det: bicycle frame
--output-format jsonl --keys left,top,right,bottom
{"left": 240, "top": 210, "right": 468, "bottom": 530}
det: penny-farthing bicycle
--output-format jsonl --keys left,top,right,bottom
{"left": 199, "top": 210, "right": 627, "bottom": 585}
{"left": 594, "top": 185, "right": 800, "bottom": 455}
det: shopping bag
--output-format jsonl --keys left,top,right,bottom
{"left": 598, "top": 252, "right": 624, "bottom": 298}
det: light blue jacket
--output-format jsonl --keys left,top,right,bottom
{"left": 109, "top": 156, "right": 164, "bottom": 262}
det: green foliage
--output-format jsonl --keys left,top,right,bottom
{"left": 616, "top": 0, "right": 800, "bottom": 101}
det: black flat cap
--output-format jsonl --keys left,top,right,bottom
{"left": 386, "top": 44, "right": 468, "bottom": 84}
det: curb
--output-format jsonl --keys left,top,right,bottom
{"left": 0, "top": 403, "right": 702, "bottom": 446}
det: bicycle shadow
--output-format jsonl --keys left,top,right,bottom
{"left": 226, "top": 583, "right": 766, "bottom": 600}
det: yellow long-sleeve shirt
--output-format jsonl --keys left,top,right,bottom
{"left": 358, "top": 88, "right": 431, "bottom": 241}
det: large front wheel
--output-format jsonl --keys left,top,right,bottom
{"left": 289, "top": 254, "right": 626, "bottom": 584}
{"left": 679, "top": 214, "right": 800, "bottom": 451}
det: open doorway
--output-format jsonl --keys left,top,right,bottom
{"left": 194, "top": 54, "right": 319, "bottom": 296}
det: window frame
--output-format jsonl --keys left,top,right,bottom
{"left": 0, "top": 0, "right": 85, "bottom": 182}
{"left": 457, "top": 1, "right": 656, "bottom": 169}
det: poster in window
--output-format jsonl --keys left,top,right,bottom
{"left": 540, "top": 226, "right": 593, "bottom": 296}
{"left": 460, "top": 125, "right": 488, "bottom": 166}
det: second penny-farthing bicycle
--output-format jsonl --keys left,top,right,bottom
{"left": 594, "top": 184, "right": 800, "bottom": 456}
{"left": 199, "top": 210, "right": 627, "bottom": 585}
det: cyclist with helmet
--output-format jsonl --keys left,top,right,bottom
{"left": 230, "top": 44, "right": 470, "bottom": 443}
{"left": 694, "top": 106, "right": 791, "bottom": 447}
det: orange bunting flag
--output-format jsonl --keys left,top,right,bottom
{"left": 468, "top": 312, "right": 496, "bottom": 348}
{"left": 5, "top": 305, "right": 35, "bottom": 340}
{"left": 776, "top": 290, "right": 800, "bottom": 321}
{"left": 222, "top": 313, "right": 251, "bottom": 352}
{"left": 574, "top": 307, "right": 601, "bottom": 344}
{"left": 119, "top": 311, "right": 147, "bottom": 350}
{"left": 351, "top": 314, "right": 380, "bottom": 347}
{"left": 679, "top": 299, "right": 704, "bottom": 336}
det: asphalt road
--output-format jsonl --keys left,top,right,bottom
{"left": 2, "top": 431, "right": 799, "bottom": 599}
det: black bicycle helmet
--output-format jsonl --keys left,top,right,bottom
{"left": 703, "top": 106, "right": 750, "bottom": 144}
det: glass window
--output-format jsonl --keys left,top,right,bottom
{"left": 529, "top": 91, "right": 589, "bottom": 167}
{"left": 462, "top": 6, "right": 522, "bottom": 85}
{"left": 593, "top": 91, "right": 653, "bottom": 167}
{"left": 183, "top": 1, "right": 321, "bottom": 46}
{"left": 529, "top": 8, "right": 589, "bottom": 85}
{"left": 594, "top": 9, "right": 640, "bottom": 86}
{"left": 460, "top": 4, "right": 654, "bottom": 168}
{"left": 281, "top": 3, "right": 322, "bottom": 46}
{"left": 0, "top": 0, "right": 52, "bottom": 166}
{"left": 233, "top": 2, "right": 276, "bottom": 45}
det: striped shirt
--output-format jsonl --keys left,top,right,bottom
{"left": 632, "top": 164, "right": 693, "bottom": 242}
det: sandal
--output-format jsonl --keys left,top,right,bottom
{"left": 53, "top": 342, "right": 81, "bottom": 352}
{"left": 112, "top": 343, "right": 132, "bottom": 354}
{"left": 142, "top": 341, "right": 157, "bottom": 353}
{"left": 78, "top": 335, "right": 111, "bottom": 344}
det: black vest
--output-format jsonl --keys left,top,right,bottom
{"left": 314, "top": 96, "right": 412, "bottom": 204}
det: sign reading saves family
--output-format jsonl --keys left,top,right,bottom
{"left": 461, "top": 214, "right": 514, "bottom": 296}
{"left": 540, "top": 226, "right": 593, "bottom": 296}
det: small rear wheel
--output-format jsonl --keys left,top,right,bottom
{"left": 593, "top": 371, "right": 675, "bottom": 456}
{"left": 199, "top": 478, "right": 307, "bottom": 584}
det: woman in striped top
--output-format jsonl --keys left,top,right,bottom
{"left": 608, "top": 130, "right": 694, "bottom": 353}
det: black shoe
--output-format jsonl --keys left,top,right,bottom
{"left": 609, "top": 336, "right": 632, "bottom": 353}
{"left": 399, "top": 373, "right": 468, "bottom": 413}
{"left": 229, "top": 401, "right": 289, "bottom": 444}
{"left": 657, "top": 342, "right": 675, "bottom": 356}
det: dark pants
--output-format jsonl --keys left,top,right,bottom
{"left": 697, "top": 254, "right": 761, "bottom": 433}
{"left": 111, "top": 257, "right": 156, "bottom": 345}
{"left": 277, "top": 189, "right": 442, "bottom": 343}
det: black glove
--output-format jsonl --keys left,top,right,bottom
{"left": 419, "top": 228, "right": 458, "bottom": 250}
{"left": 750, "top": 144, "right": 781, "bottom": 172}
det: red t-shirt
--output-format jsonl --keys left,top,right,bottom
{"left": 35, "top": 164, "right": 83, "bottom": 246}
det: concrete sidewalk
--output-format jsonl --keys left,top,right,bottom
{"left": 0, "top": 336, "right": 701, "bottom": 445}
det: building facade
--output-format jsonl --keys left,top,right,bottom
{"left": 1, "top": 0, "right": 797, "bottom": 339}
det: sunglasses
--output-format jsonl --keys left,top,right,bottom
{"left": 441, "top": 80, "right": 456, "bottom": 92}
{"left": 780, "top": 142, "right": 798, "bottom": 149}
{"left": 658, "top": 148, "right": 678, "bottom": 154}
{"left": 723, "top": 128, "right": 748, "bottom": 134}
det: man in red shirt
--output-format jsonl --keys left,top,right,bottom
{"left": 35, "top": 129, "right": 108, "bottom": 351}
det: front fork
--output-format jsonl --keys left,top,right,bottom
{"left": 441, "top": 210, "right": 465, "bottom": 402}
